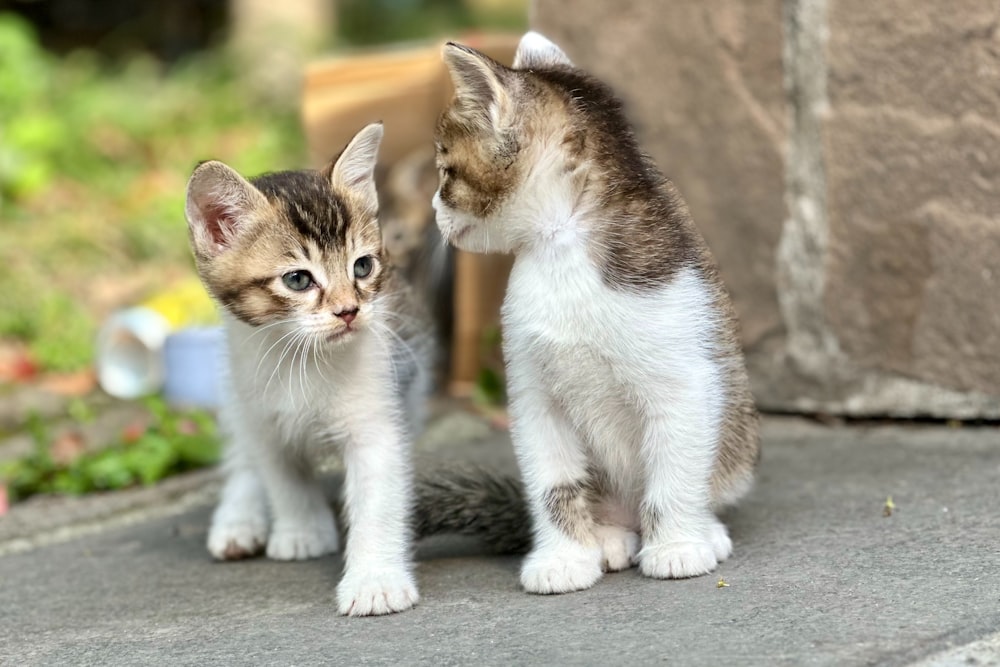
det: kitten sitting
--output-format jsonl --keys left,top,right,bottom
{"left": 432, "top": 33, "right": 760, "bottom": 594}
{"left": 185, "top": 123, "right": 433, "bottom": 616}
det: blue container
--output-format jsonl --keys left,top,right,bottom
{"left": 162, "top": 327, "right": 225, "bottom": 408}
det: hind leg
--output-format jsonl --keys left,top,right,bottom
{"left": 593, "top": 524, "right": 640, "bottom": 572}
{"left": 258, "top": 440, "right": 340, "bottom": 561}
{"left": 590, "top": 497, "right": 640, "bottom": 572}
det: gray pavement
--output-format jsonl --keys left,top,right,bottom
{"left": 2, "top": 415, "right": 999, "bottom": 666}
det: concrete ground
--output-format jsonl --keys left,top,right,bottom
{"left": 2, "top": 413, "right": 999, "bottom": 666}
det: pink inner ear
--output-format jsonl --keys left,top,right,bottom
{"left": 203, "top": 204, "right": 237, "bottom": 247}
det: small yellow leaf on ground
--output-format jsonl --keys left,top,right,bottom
{"left": 883, "top": 495, "right": 896, "bottom": 517}
{"left": 717, "top": 578, "right": 730, "bottom": 588}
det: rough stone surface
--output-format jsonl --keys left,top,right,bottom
{"left": 533, "top": 0, "right": 788, "bottom": 352}
{"left": 533, "top": 0, "right": 1000, "bottom": 417}
{"left": 4, "top": 417, "right": 1000, "bottom": 665}
{"left": 824, "top": 0, "right": 1000, "bottom": 397}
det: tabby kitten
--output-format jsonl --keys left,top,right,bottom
{"left": 185, "top": 123, "right": 433, "bottom": 616}
{"left": 432, "top": 33, "right": 760, "bottom": 594}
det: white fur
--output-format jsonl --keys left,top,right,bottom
{"left": 434, "top": 131, "right": 732, "bottom": 593}
{"left": 207, "top": 302, "right": 428, "bottom": 616}
{"left": 513, "top": 31, "right": 573, "bottom": 70}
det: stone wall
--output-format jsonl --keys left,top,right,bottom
{"left": 533, "top": 0, "right": 1000, "bottom": 417}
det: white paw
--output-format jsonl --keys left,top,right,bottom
{"left": 520, "top": 544, "right": 603, "bottom": 594}
{"left": 594, "top": 525, "right": 640, "bottom": 572}
{"left": 708, "top": 519, "right": 733, "bottom": 562}
{"left": 208, "top": 521, "right": 268, "bottom": 560}
{"left": 208, "top": 514, "right": 268, "bottom": 561}
{"left": 638, "top": 539, "right": 719, "bottom": 579}
{"left": 266, "top": 516, "right": 340, "bottom": 561}
{"left": 337, "top": 568, "right": 419, "bottom": 616}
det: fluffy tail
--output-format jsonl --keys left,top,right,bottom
{"left": 413, "top": 467, "right": 531, "bottom": 554}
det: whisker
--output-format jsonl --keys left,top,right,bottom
{"left": 244, "top": 318, "right": 297, "bottom": 345}
{"left": 367, "top": 326, "right": 400, "bottom": 388}
{"left": 311, "top": 335, "right": 331, "bottom": 386}
{"left": 266, "top": 330, "right": 302, "bottom": 396}
{"left": 255, "top": 328, "right": 299, "bottom": 381}
{"left": 297, "top": 332, "right": 311, "bottom": 401}
{"left": 369, "top": 320, "right": 422, "bottom": 383}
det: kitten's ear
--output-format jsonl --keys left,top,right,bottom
{"left": 442, "top": 42, "right": 512, "bottom": 131}
{"left": 328, "top": 122, "right": 383, "bottom": 213}
{"left": 185, "top": 160, "right": 269, "bottom": 257}
{"left": 513, "top": 31, "right": 572, "bottom": 70}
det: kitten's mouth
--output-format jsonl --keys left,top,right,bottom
{"left": 325, "top": 327, "right": 355, "bottom": 344}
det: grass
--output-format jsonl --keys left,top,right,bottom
{"left": 0, "top": 13, "right": 305, "bottom": 372}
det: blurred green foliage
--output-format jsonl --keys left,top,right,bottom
{"left": 0, "top": 13, "right": 304, "bottom": 372}
{"left": 472, "top": 325, "right": 506, "bottom": 406}
{"left": 337, "top": 0, "right": 527, "bottom": 47}
{"left": 1, "top": 397, "right": 220, "bottom": 502}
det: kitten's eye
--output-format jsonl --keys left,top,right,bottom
{"left": 281, "top": 270, "right": 314, "bottom": 291}
{"left": 353, "top": 255, "right": 375, "bottom": 279}
{"left": 440, "top": 166, "right": 455, "bottom": 179}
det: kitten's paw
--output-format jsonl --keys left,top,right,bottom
{"left": 207, "top": 518, "right": 268, "bottom": 561}
{"left": 520, "top": 544, "right": 603, "bottom": 594}
{"left": 708, "top": 520, "right": 733, "bottom": 562}
{"left": 638, "top": 540, "right": 718, "bottom": 579}
{"left": 594, "top": 525, "right": 640, "bottom": 572}
{"left": 266, "top": 517, "right": 339, "bottom": 561}
{"left": 337, "top": 568, "right": 419, "bottom": 616}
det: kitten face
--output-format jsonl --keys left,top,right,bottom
{"left": 435, "top": 34, "right": 699, "bottom": 290}
{"left": 186, "top": 123, "right": 387, "bottom": 347}
{"left": 432, "top": 33, "right": 580, "bottom": 254}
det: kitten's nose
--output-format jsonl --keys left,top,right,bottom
{"left": 335, "top": 307, "right": 359, "bottom": 325}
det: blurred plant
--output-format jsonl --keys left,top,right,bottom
{"left": 0, "top": 12, "right": 303, "bottom": 372}
{"left": 0, "top": 397, "right": 220, "bottom": 502}
{"left": 337, "top": 0, "right": 527, "bottom": 47}
{"left": 0, "top": 14, "right": 57, "bottom": 201}
{"left": 472, "top": 324, "right": 506, "bottom": 406}
{"left": 0, "top": 291, "right": 94, "bottom": 373}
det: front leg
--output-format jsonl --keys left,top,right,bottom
{"left": 637, "top": 374, "right": 731, "bottom": 579}
{"left": 336, "top": 414, "right": 418, "bottom": 616}
{"left": 508, "top": 384, "right": 602, "bottom": 595}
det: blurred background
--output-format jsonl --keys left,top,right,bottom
{"left": 0, "top": 0, "right": 525, "bottom": 379}
{"left": 2, "top": 0, "right": 998, "bottom": 507}
{"left": 0, "top": 0, "right": 526, "bottom": 505}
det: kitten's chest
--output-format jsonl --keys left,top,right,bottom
{"left": 226, "top": 328, "right": 379, "bottom": 443}
{"left": 502, "top": 246, "right": 617, "bottom": 350}
{"left": 501, "top": 245, "right": 719, "bottom": 387}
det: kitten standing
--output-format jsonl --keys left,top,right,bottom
{"left": 185, "top": 123, "right": 433, "bottom": 616}
{"left": 432, "top": 34, "right": 760, "bottom": 593}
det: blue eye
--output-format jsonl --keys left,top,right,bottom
{"left": 282, "top": 270, "right": 314, "bottom": 291}
{"left": 353, "top": 256, "right": 374, "bottom": 279}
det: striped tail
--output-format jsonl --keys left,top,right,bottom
{"left": 413, "top": 467, "right": 531, "bottom": 554}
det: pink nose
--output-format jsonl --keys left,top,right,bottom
{"left": 336, "top": 307, "right": 358, "bottom": 325}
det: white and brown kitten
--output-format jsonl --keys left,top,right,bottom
{"left": 185, "top": 123, "right": 433, "bottom": 616}
{"left": 432, "top": 33, "right": 760, "bottom": 594}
